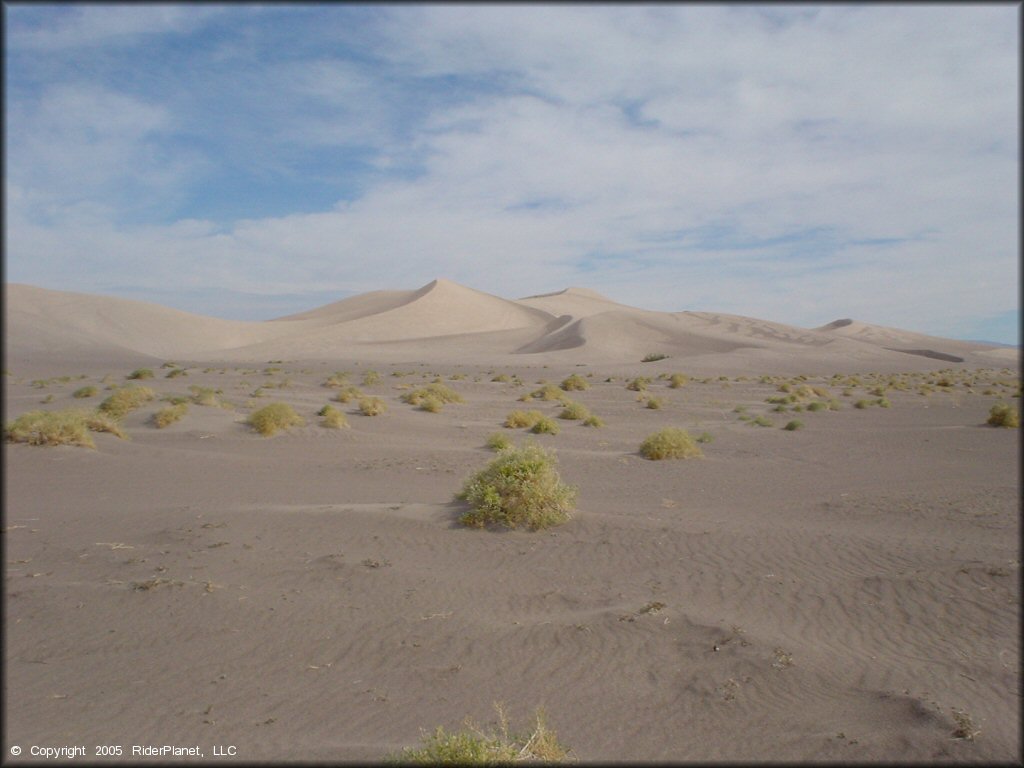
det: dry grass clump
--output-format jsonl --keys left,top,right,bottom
{"left": 639, "top": 428, "right": 703, "bottom": 460}
{"left": 358, "top": 396, "right": 387, "bottom": 416}
{"left": 560, "top": 373, "right": 590, "bottom": 391}
{"left": 987, "top": 403, "right": 1019, "bottom": 428}
{"left": 582, "top": 415, "right": 605, "bottom": 428}
{"left": 668, "top": 373, "right": 688, "bottom": 388}
{"left": 322, "top": 371, "right": 350, "bottom": 389}
{"left": 333, "top": 386, "right": 364, "bottom": 404}
{"left": 318, "top": 404, "right": 350, "bottom": 429}
{"left": 188, "top": 385, "right": 221, "bottom": 406}
{"left": 99, "top": 386, "right": 156, "bottom": 419}
{"left": 247, "top": 402, "right": 304, "bottom": 436}
{"left": 126, "top": 368, "right": 154, "bottom": 380}
{"left": 5, "top": 408, "right": 126, "bottom": 448}
{"left": 750, "top": 415, "right": 773, "bottom": 427}
{"left": 530, "top": 416, "right": 559, "bottom": 435}
{"left": 783, "top": 420, "right": 803, "bottom": 431}
{"left": 401, "top": 383, "right": 464, "bottom": 407}
{"left": 504, "top": 410, "right": 544, "bottom": 429}
{"left": 392, "top": 703, "right": 571, "bottom": 764}
{"left": 153, "top": 403, "right": 188, "bottom": 428}
{"left": 530, "top": 384, "right": 569, "bottom": 402}
{"left": 486, "top": 432, "right": 513, "bottom": 452}
{"left": 165, "top": 367, "right": 187, "bottom": 379}
{"left": 72, "top": 385, "right": 98, "bottom": 399}
{"left": 644, "top": 397, "right": 663, "bottom": 410}
{"left": 558, "top": 401, "right": 590, "bottom": 420}
{"left": 361, "top": 369, "right": 382, "bottom": 386}
{"left": 456, "top": 444, "right": 576, "bottom": 530}
{"left": 626, "top": 376, "right": 650, "bottom": 391}
{"left": 642, "top": 353, "right": 669, "bottom": 362}
{"left": 951, "top": 708, "right": 980, "bottom": 741}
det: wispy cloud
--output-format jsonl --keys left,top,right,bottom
{"left": 4, "top": 4, "right": 1018, "bottom": 342}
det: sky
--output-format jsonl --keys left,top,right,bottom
{"left": 4, "top": 4, "right": 1020, "bottom": 344}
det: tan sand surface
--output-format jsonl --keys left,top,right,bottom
{"left": 3, "top": 282, "right": 1020, "bottom": 763}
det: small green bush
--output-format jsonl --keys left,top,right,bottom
{"left": 642, "top": 353, "right": 669, "bottom": 362}
{"left": 530, "top": 416, "right": 559, "bottom": 435}
{"left": 247, "top": 403, "right": 304, "bottom": 436}
{"left": 319, "top": 404, "right": 349, "bottom": 429}
{"left": 560, "top": 374, "right": 589, "bottom": 391}
{"left": 581, "top": 415, "right": 605, "bottom": 428}
{"left": 644, "top": 397, "right": 663, "bottom": 410}
{"left": 358, "top": 397, "right": 387, "bottom": 416}
{"left": 165, "top": 368, "right": 187, "bottom": 379}
{"left": 99, "top": 386, "right": 156, "bottom": 420}
{"left": 333, "top": 386, "right": 363, "bottom": 404}
{"left": 530, "top": 384, "right": 567, "bottom": 402}
{"left": 783, "top": 420, "right": 803, "bottom": 431}
{"left": 401, "top": 383, "right": 463, "bottom": 406}
{"left": 854, "top": 399, "right": 871, "bottom": 409}
{"left": 987, "top": 403, "right": 1019, "bottom": 427}
{"left": 361, "top": 370, "right": 381, "bottom": 386}
{"left": 5, "top": 408, "right": 126, "bottom": 447}
{"left": 485, "top": 432, "right": 513, "bottom": 452}
{"left": 153, "top": 403, "right": 188, "bottom": 428}
{"left": 639, "top": 428, "right": 703, "bottom": 460}
{"left": 626, "top": 376, "right": 650, "bottom": 391}
{"left": 751, "top": 415, "right": 773, "bottom": 427}
{"left": 126, "top": 368, "right": 154, "bottom": 380}
{"left": 668, "top": 373, "right": 688, "bottom": 388}
{"left": 558, "top": 401, "right": 590, "bottom": 420}
{"left": 504, "top": 410, "right": 544, "bottom": 429}
{"left": 456, "top": 444, "right": 576, "bottom": 530}
{"left": 188, "top": 385, "right": 221, "bottom": 407}
{"left": 323, "top": 372, "right": 350, "bottom": 388}
{"left": 72, "top": 385, "right": 98, "bottom": 399}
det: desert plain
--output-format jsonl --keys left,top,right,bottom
{"left": 3, "top": 279, "right": 1021, "bottom": 763}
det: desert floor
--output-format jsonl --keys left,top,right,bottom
{"left": 4, "top": 358, "right": 1020, "bottom": 763}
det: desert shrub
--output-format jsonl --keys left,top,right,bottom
{"left": 987, "top": 403, "right": 1019, "bottom": 428}
{"left": 876, "top": 397, "right": 891, "bottom": 408}
{"left": 695, "top": 431, "right": 713, "bottom": 443}
{"left": 626, "top": 376, "right": 650, "bottom": 391}
{"left": 582, "top": 415, "right": 605, "bottom": 428}
{"left": 247, "top": 402, "right": 304, "bottom": 436}
{"left": 827, "top": 399, "right": 842, "bottom": 410}
{"left": 126, "top": 368, "right": 154, "bottom": 380}
{"left": 558, "top": 401, "right": 590, "bottom": 420}
{"left": 642, "top": 353, "right": 669, "bottom": 362}
{"left": 318, "top": 405, "right": 349, "bottom": 429}
{"left": 806, "top": 401, "right": 827, "bottom": 412}
{"left": 163, "top": 395, "right": 190, "bottom": 405}
{"left": 783, "top": 420, "right": 803, "bottom": 431}
{"left": 644, "top": 397, "right": 663, "bottom": 410}
{"left": 485, "top": 432, "right": 513, "bottom": 452}
{"left": 504, "top": 410, "right": 544, "bottom": 429}
{"left": 361, "top": 370, "right": 382, "bottom": 386}
{"left": 530, "top": 384, "right": 567, "bottom": 402}
{"left": 418, "top": 396, "right": 443, "bottom": 413}
{"left": 392, "top": 703, "right": 570, "bottom": 764}
{"left": 323, "top": 372, "right": 350, "bottom": 388}
{"left": 83, "top": 411, "right": 127, "bottom": 439}
{"left": 401, "top": 383, "right": 463, "bottom": 406}
{"left": 188, "top": 385, "right": 220, "bottom": 407}
{"left": 153, "top": 403, "right": 188, "bottom": 428}
{"left": 5, "top": 408, "right": 126, "bottom": 447}
{"left": 751, "top": 415, "right": 773, "bottom": 427}
{"left": 530, "top": 416, "right": 559, "bottom": 435}
{"left": 560, "top": 374, "right": 589, "bottom": 391}
{"left": 457, "top": 444, "right": 576, "bottom": 530}
{"left": 668, "top": 373, "right": 688, "bottom": 388}
{"left": 854, "top": 399, "right": 871, "bottom": 409}
{"left": 491, "top": 373, "right": 511, "bottom": 383}
{"left": 99, "top": 386, "right": 155, "bottom": 419}
{"left": 333, "top": 386, "right": 363, "bottom": 404}
{"left": 639, "top": 428, "right": 703, "bottom": 460}
{"left": 358, "top": 397, "right": 387, "bottom": 416}
{"left": 72, "top": 385, "right": 98, "bottom": 399}
{"left": 165, "top": 368, "right": 187, "bottom": 379}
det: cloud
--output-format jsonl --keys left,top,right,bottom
{"left": 3, "top": 5, "right": 1019, "bottom": 341}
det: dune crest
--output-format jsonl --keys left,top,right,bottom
{"left": 5, "top": 280, "right": 1016, "bottom": 371}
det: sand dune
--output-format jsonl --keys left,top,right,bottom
{"left": 4, "top": 279, "right": 1017, "bottom": 373}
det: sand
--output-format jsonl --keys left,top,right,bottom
{"left": 3, "top": 280, "right": 1020, "bottom": 763}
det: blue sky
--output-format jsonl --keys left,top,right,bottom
{"left": 4, "top": 4, "right": 1019, "bottom": 344}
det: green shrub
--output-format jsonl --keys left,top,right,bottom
{"left": 854, "top": 399, "right": 871, "bottom": 409}
{"left": 362, "top": 370, "right": 381, "bottom": 386}
{"left": 626, "top": 376, "right": 650, "bottom": 391}
{"left": 876, "top": 397, "right": 891, "bottom": 408}
{"left": 247, "top": 403, "right": 304, "bottom": 436}
{"left": 333, "top": 386, "right": 363, "bottom": 404}
{"left": 153, "top": 403, "right": 188, "bottom": 428}
{"left": 530, "top": 384, "right": 568, "bottom": 402}
{"left": 126, "top": 368, "right": 154, "bottom": 380}
{"left": 392, "top": 703, "right": 570, "bottom": 764}
{"left": 695, "top": 431, "right": 713, "bottom": 443}
{"left": 320, "top": 405, "right": 349, "bottom": 429}
{"left": 188, "top": 385, "right": 220, "bottom": 407}
{"left": 165, "top": 367, "right": 187, "bottom": 379}
{"left": 456, "top": 444, "right": 576, "bottom": 530}
{"left": 560, "top": 374, "right": 589, "bottom": 391}
{"left": 418, "top": 396, "right": 443, "bottom": 413}
{"left": 558, "top": 401, "right": 590, "bottom": 420}
{"left": 639, "top": 428, "right": 703, "bottom": 460}
{"left": 668, "top": 373, "right": 688, "bottom": 388}
{"left": 581, "top": 415, "right": 605, "bottom": 428}
{"left": 806, "top": 401, "right": 827, "bottom": 412}
{"left": 5, "top": 408, "right": 126, "bottom": 447}
{"left": 751, "top": 415, "right": 773, "bottom": 427}
{"left": 401, "top": 383, "right": 463, "bottom": 406}
{"left": 99, "top": 386, "right": 156, "bottom": 419}
{"left": 504, "top": 410, "right": 544, "bottom": 429}
{"left": 73, "top": 385, "right": 98, "bottom": 399}
{"left": 485, "top": 432, "right": 513, "bottom": 452}
{"left": 530, "top": 416, "right": 559, "bottom": 435}
{"left": 783, "top": 420, "right": 803, "bottom": 431}
{"left": 642, "top": 353, "right": 669, "bottom": 362}
{"left": 644, "top": 397, "right": 663, "bottom": 410}
{"left": 988, "top": 403, "right": 1019, "bottom": 428}
{"left": 358, "top": 397, "right": 387, "bottom": 416}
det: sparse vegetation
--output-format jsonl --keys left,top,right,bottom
{"left": 98, "top": 386, "right": 156, "bottom": 420}
{"left": 361, "top": 370, "right": 382, "bottom": 386}
{"left": 318, "top": 404, "right": 349, "bottom": 429}
{"left": 358, "top": 396, "right": 387, "bottom": 416}
{"left": 5, "top": 408, "right": 126, "bottom": 448}
{"left": 560, "top": 373, "right": 589, "bottom": 391}
{"left": 581, "top": 415, "right": 605, "bottom": 428}
{"left": 644, "top": 397, "right": 663, "bottom": 410}
{"left": 695, "top": 431, "right": 713, "bottom": 443}
{"left": 188, "top": 385, "right": 221, "bottom": 407}
{"left": 165, "top": 368, "right": 187, "bottom": 379}
{"left": 153, "top": 403, "right": 188, "bottom": 428}
{"left": 667, "top": 373, "right": 688, "bottom": 388}
{"left": 558, "top": 401, "right": 590, "bottom": 420}
{"left": 530, "top": 384, "right": 568, "bottom": 402}
{"left": 247, "top": 402, "right": 304, "bottom": 436}
{"left": 626, "top": 376, "right": 650, "bottom": 392}
{"left": 751, "top": 415, "right": 773, "bottom": 427}
{"left": 639, "top": 428, "right": 703, "bottom": 460}
{"left": 783, "top": 420, "right": 803, "bottom": 431}
{"left": 72, "top": 385, "right": 98, "bottom": 399}
{"left": 392, "top": 703, "right": 571, "bottom": 764}
{"left": 987, "top": 403, "right": 1019, "bottom": 428}
{"left": 401, "top": 383, "right": 464, "bottom": 407}
{"left": 333, "top": 386, "right": 363, "bottom": 404}
{"left": 530, "top": 416, "right": 559, "bottom": 435}
{"left": 504, "top": 410, "right": 544, "bottom": 429}
{"left": 642, "top": 353, "right": 669, "bottom": 362}
{"left": 486, "top": 432, "right": 513, "bottom": 452}
{"left": 456, "top": 444, "right": 576, "bottom": 530}
{"left": 126, "top": 368, "right": 154, "bottom": 380}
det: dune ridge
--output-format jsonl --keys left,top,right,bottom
{"left": 5, "top": 279, "right": 1016, "bottom": 372}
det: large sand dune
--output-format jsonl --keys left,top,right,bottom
{"left": 5, "top": 280, "right": 1016, "bottom": 373}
